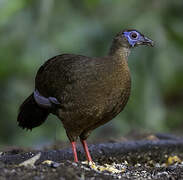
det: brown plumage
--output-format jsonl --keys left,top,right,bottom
{"left": 17, "top": 29, "right": 153, "bottom": 162}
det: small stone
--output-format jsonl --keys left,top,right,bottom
{"left": 19, "top": 153, "right": 41, "bottom": 168}
{"left": 42, "top": 160, "right": 60, "bottom": 168}
{"left": 51, "top": 162, "right": 60, "bottom": 168}
{"left": 166, "top": 155, "right": 182, "bottom": 166}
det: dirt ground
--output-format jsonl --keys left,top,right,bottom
{"left": 1, "top": 133, "right": 183, "bottom": 180}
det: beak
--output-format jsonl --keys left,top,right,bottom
{"left": 139, "top": 36, "right": 154, "bottom": 47}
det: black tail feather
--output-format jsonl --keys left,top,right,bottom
{"left": 17, "top": 93, "right": 50, "bottom": 130}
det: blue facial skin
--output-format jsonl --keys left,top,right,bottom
{"left": 123, "top": 30, "right": 144, "bottom": 47}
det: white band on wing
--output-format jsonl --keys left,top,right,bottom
{"left": 33, "top": 89, "right": 60, "bottom": 108}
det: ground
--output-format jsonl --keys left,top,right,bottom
{"left": 1, "top": 133, "right": 183, "bottom": 180}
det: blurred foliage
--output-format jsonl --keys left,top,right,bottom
{"left": 0, "top": 0, "right": 183, "bottom": 147}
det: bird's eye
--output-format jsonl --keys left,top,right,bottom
{"left": 130, "top": 32, "right": 138, "bottom": 39}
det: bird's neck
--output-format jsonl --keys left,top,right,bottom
{"left": 108, "top": 43, "right": 130, "bottom": 60}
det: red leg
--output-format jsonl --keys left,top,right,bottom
{"left": 81, "top": 140, "right": 92, "bottom": 162}
{"left": 71, "top": 141, "right": 78, "bottom": 162}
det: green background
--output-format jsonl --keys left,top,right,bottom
{"left": 0, "top": 0, "right": 183, "bottom": 147}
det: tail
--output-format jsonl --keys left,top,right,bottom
{"left": 17, "top": 93, "right": 50, "bottom": 130}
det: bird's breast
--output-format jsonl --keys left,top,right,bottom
{"left": 71, "top": 60, "right": 131, "bottom": 120}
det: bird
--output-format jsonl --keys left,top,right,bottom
{"left": 17, "top": 29, "right": 153, "bottom": 162}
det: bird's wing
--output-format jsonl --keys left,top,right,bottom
{"left": 34, "top": 54, "right": 93, "bottom": 102}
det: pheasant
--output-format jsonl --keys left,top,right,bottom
{"left": 18, "top": 29, "right": 153, "bottom": 162}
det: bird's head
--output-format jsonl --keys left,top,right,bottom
{"left": 114, "top": 29, "right": 154, "bottom": 48}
